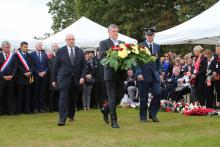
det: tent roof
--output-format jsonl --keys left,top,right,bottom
{"left": 44, "top": 16, "right": 137, "bottom": 48}
{"left": 154, "top": 1, "right": 220, "bottom": 45}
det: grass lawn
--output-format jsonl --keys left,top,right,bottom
{"left": 0, "top": 108, "right": 220, "bottom": 147}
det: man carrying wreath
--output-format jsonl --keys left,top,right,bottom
{"left": 99, "top": 24, "right": 127, "bottom": 128}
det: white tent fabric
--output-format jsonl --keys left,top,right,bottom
{"left": 44, "top": 16, "right": 137, "bottom": 48}
{"left": 0, "top": 25, "right": 38, "bottom": 49}
{"left": 154, "top": 1, "right": 220, "bottom": 45}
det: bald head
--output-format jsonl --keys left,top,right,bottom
{"left": 65, "top": 34, "right": 75, "bottom": 48}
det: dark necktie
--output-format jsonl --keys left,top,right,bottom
{"left": 23, "top": 53, "right": 26, "bottom": 58}
{"left": 70, "top": 48, "right": 74, "bottom": 65}
{"left": 149, "top": 44, "right": 153, "bottom": 54}
{"left": 38, "top": 52, "right": 42, "bottom": 63}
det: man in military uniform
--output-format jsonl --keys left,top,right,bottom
{"left": 136, "top": 27, "right": 161, "bottom": 122}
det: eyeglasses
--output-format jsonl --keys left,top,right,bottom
{"left": 66, "top": 39, "right": 75, "bottom": 41}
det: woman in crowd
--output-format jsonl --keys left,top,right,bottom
{"left": 82, "top": 52, "right": 95, "bottom": 110}
{"left": 191, "top": 45, "right": 208, "bottom": 106}
{"left": 162, "top": 53, "right": 173, "bottom": 78}
{"left": 204, "top": 49, "right": 215, "bottom": 108}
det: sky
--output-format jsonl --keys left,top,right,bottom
{"left": 0, "top": 0, "right": 53, "bottom": 38}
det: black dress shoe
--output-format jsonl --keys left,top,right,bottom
{"left": 152, "top": 117, "right": 159, "bottom": 122}
{"left": 100, "top": 108, "right": 109, "bottom": 124}
{"left": 58, "top": 122, "right": 65, "bottom": 126}
{"left": 111, "top": 122, "right": 120, "bottom": 128}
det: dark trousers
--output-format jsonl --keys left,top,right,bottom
{"left": 196, "top": 82, "right": 207, "bottom": 106}
{"left": 215, "top": 81, "right": 220, "bottom": 102}
{"left": 16, "top": 85, "right": 31, "bottom": 113}
{"left": 172, "top": 87, "right": 191, "bottom": 102}
{"left": 33, "top": 78, "right": 48, "bottom": 111}
{"left": 206, "top": 85, "right": 214, "bottom": 108}
{"left": 139, "top": 81, "right": 161, "bottom": 120}
{"left": 0, "top": 80, "right": 16, "bottom": 114}
{"left": 58, "top": 77, "right": 77, "bottom": 123}
{"left": 49, "top": 90, "right": 59, "bottom": 112}
{"left": 94, "top": 82, "right": 107, "bottom": 107}
{"left": 105, "top": 80, "right": 124, "bottom": 123}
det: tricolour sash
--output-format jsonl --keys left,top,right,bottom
{"left": 16, "top": 50, "right": 30, "bottom": 72}
{"left": 0, "top": 52, "right": 15, "bottom": 72}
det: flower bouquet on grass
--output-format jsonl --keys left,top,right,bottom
{"left": 182, "top": 102, "right": 215, "bottom": 116}
{"left": 160, "top": 100, "right": 174, "bottom": 112}
{"left": 101, "top": 43, "right": 156, "bottom": 71}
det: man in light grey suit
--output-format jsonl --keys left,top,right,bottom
{"left": 52, "top": 34, "right": 86, "bottom": 126}
{"left": 99, "top": 24, "right": 127, "bottom": 128}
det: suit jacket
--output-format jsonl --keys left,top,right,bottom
{"left": 0, "top": 52, "right": 17, "bottom": 83}
{"left": 135, "top": 41, "right": 161, "bottom": 82}
{"left": 15, "top": 50, "right": 34, "bottom": 85}
{"left": 30, "top": 51, "right": 48, "bottom": 79}
{"left": 52, "top": 45, "right": 86, "bottom": 89}
{"left": 195, "top": 55, "right": 207, "bottom": 86}
{"left": 99, "top": 38, "right": 127, "bottom": 81}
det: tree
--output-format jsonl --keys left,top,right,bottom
{"left": 47, "top": 0, "right": 77, "bottom": 33}
{"left": 47, "top": 0, "right": 218, "bottom": 53}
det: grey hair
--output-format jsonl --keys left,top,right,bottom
{"left": 107, "top": 24, "right": 118, "bottom": 31}
{"left": 193, "top": 45, "right": 203, "bottom": 52}
{"left": 1, "top": 40, "right": 11, "bottom": 47}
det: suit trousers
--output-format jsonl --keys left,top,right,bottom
{"left": 17, "top": 84, "right": 32, "bottom": 113}
{"left": 105, "top": 80, "right": 124, "bottom": 122}
{"left": 139, "top": 81, "right": 161, "bottom": 120}
{"left": 0, "top": 80, "right": 16, "bottom": 114}
{"left": 33, "top": 77, "right": 48, "bottom": 111}
{"left": 58, "top": 76, "right": 77, "bottom": 123}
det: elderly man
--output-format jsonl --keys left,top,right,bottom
{"left": 48, "top": 43, "right": 59, "bottom": 112}
{"left": 30, "top": 42, "right": 49, "bottom": 113}
{"left": 0, "top": 41, "right": 17, "bottom": 115}
{"left": 99, "top": 24, "right": 127, "bottom": 128}
{"left": 52, "top": 34, "right": 86, "bottom": 126}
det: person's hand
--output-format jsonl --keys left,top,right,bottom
{"left": 213, "top": 72, "right": 217, "bottom": 76}
{"left": 79, "top": 78, "right": 85, "bottom": 85}
{"left": 3, "top": 76, "right": 8, "bottom": 80}
{"left": 39, "top": 71, "right": 46, "bottom": 77}
{"left": 24, "top": 72, "right": 31, "bottom": 77}
{"left": 137, "top": 75, "right": 144, "bottom": 81}
{"left": 191, "top": 74, "right": 196, "bottom": 79}
{"left": 7, "top": 75, "right": 13, "bottom": 80}
{"left": 86, "top": 74, "right": 92, "bottom": 79}
{"left": 52, "top": 82, "right": 57, "bottom": 87}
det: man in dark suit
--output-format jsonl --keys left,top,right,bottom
{"left": 48, "top": 43, "right": 59, "bottom": 112}
{"left": 136, "top": 28, "right": 161, "bottom": 122}
{"left": 52, "top": 34, "right": 86, "bottom": 126}
{"left": 15, "top": 41, "right": 34, "bottom": 114}
{"left": 0, "top": 41, "right": 17, "bottom": 115}
{"left": 99, "top": 24, "right": 127, "bottom": 128}
{"left": 30, "top": 42, "right": 49, "bottom": 113}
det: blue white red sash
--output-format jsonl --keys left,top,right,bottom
{"left": 0, "top": 52, "right": 15, "bottom": 72}
{"left": 16, "top": 50, "right": 30, "bottom": 72}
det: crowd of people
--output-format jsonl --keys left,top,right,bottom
{"left": 0, "top": 25, "right": 220, "bottom": 128}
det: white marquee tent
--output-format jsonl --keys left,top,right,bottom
{"left": 44, "top": 16, "right": 137, "bottom": 48}
{"left": 0, "top": 25, "right": 38, "bottom": 49}
{"left": 154, "top": 1, "right": 220, "bottom": 45}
